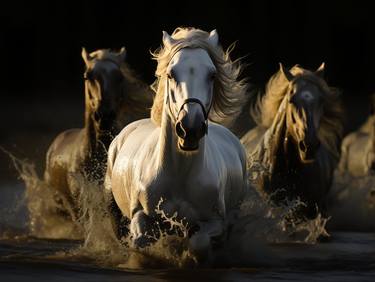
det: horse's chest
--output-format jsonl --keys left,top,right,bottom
{"left": 139, "top": 170, "right": 222, "bottom": 221}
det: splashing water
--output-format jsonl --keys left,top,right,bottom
{"left": 244, "top": 156, "right": 331, "bottom": 244}
{"left": 0, "top": 147, "right": 83, "bottom": 240}
{"left": 328, "top": 170, "right": 375, "bottom": 232}
{"left": 1, "top": 147, "right": 333, "bottom": 269}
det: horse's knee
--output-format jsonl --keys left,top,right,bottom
{"left": 130, "top": 210, "right": 157, "bottom": 248}
{"left": 189, "top": 232, "right": 212, "bottom": 262}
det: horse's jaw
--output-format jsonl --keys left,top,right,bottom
{"left": 300, "top": 156, "right": 315, "bottom": 164}
{"left": 298, "top": 148, "right": 317, "bottom": 164}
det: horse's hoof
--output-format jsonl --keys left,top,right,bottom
{"left": 132, "top": 235, "right": 152, "bottom": 249}
{"left": 189, "top": 232, "right": 211, "bottom": 258}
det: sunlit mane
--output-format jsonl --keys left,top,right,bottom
{"left": 150, "top": 27, "right": 248, "bottom": 127}
{"left": 252, "top": 65, "right": 344, "bottom": 158}
{"left": 87, "top": 49, "right": 153, "bottom": 117}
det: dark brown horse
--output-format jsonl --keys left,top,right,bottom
{"left": 44, "top": 48, "right": 153, "bottom": 221}
{"left": 242, "top": 63, "right": 344, "bottom": 220}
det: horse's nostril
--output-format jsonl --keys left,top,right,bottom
{"left": 175, "top": 122, "right": 186, "bottom": 138}
{"left": 299, "top": 141, "right": 307, "bottom": 152}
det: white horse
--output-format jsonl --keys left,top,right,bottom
{"left": 105, "top": 27, "right": 248, "bottom": 255}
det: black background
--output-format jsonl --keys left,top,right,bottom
{"left": 0, "top": 0, "right": 374, "bottom": 179}
{"left": 1, "top": 0, "right": 374, "bottom": 98}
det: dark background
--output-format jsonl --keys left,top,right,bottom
{"left": 0, "top": 0, "right": 374, "bottom": 181}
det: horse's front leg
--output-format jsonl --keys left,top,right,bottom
{"left": 189, "top": 219, "right": 224, "bottom": 260}
{"left": 130, "top": 210, "right": 158, "bottom": 248}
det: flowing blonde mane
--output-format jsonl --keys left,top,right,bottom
{"left": 87, "top": 49, "right": 154, "bottom": 117}
{"left": 150, "top": 27, "right": 248, "bottom": 127}
{"left": 252, "top": 65, "right": 344, "bottom": 158}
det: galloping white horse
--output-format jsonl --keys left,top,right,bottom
{"left": 105, "top": 28, "right": 248, "bottom": 254}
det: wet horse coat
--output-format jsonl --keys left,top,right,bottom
{"left": 339, "top": 96, "right": 375, "bottom": 177}
{"left": 44, "top": 48, "right": 153, "bottom": 219}
{"left": 242, "top": 64, "right": 344, "bottom": 219}
{"left": 105, "top": 28, "right": 248, "bottom": 255}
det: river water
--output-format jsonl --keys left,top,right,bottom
{"left": 1, "top": 166, "right": 375, "bottom": 281}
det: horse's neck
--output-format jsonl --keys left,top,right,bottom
{"left": 82, "top": 109, "right": 112, "bottom": 181}
{"left": 157, "top": 106, "right": 205, "bottom": 173}
{"left": 83, "top": 104, "right": 113, "bottom": 155}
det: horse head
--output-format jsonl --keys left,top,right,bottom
{"left": 281, "top": 63, "right": 326, "bottom": 163}
{"left": 82, "top": 47, "right": 126, "bottom": 131}
{"left": 163, "top": 30, "right": 219, "bottom": 151}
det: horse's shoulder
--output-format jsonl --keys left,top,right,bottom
{"left": 208, "top": 123, "right": 247, "bottom": 165}
{"left": 208, "top": 123, "right": 242, "bottom": 146}
{"left": 108, "top": 119, "right": 157, "bottom": 165}
{"left": 115, "top": 118, "right": 152, "bottom": 141}
{"left": 342, "top": 128, "right": 369, "bottom": 149}
{"left": 54, "top": 128, "right": 82, "bottom": 142}
{"left": 48, "top": 128, "right": 84, "bottom": 155}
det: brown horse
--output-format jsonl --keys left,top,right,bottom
{"left": 242, "top": 63, "right": 344, "bottom": 220}
{"left": 339, "top": 95, "right": 375, "bottom": 177}
{"left": 44, "top": 48, "right": 154, "bottom": 221}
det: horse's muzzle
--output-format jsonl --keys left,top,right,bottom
{"left": 175, "top": 109, "right": 207, "bottom": 151}
{"left": 94, "top": 109, "right": 116, "bottom": 130}
{"left": 298, "top": 139, "right": 321, "bottom": 163}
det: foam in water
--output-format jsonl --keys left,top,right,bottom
{"left": 1, "top": 147, "right": 334, "bottom": 269}
{"left": 0, "top": 147, "right": 82, "bottom": 240}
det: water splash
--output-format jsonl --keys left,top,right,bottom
{"left": 328, "top": 170, "right": 375, "bottom": 232}
{"left": 1, "top": 146, "right": 332, "bottom": 269}
{"left": 245, "top": 156, "right": 330, "bottom": 244}
{"left": 0, "top": 147, "right": 82, "bottom": 239}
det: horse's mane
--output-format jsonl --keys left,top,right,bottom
{"left": 252, "top": 65, "right": 344, "bottom": 158}
{"left": 150, "top": 27, "right": 248, "bottom": 127}
{"left": 88, "top": 49, "right": 154, "bottom": 116}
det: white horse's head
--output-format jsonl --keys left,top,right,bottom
{"left": 163, "top": 30, "right": 219, "bottom": 151}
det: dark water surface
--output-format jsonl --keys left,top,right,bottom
{"left": 1, "top": 233, "right": 375, "bottom": 281}
{"left": 1, "top": 182, "right": 375, "bottom": 281}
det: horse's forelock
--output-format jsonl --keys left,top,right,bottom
{"left": 256, "top": 65, "right": 344, "bottom": 158}
{"left": 84, "top": 48, "right": 153, "bottom": 118}
{"left": 151, "top": 27, "right": 248, "bottom": 127}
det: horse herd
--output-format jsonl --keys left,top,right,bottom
{"left": 42, "top": 27, "right": 373, "bottom": 255}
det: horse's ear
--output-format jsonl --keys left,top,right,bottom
{"left": 208, "top": 29, "right": 219, "bottom": 47}
{"left": 162, "top": 31, "right": 176, "bottom": 50}
{"left": 279, "top": 63, "right": 294, "bottom": 82}
{"left": 118, "top": 47, "right": 127, "bottom": 62}
{"left": 316, "top": 62, "right": 325, "bottom": 78}
{"left": 81, "top": 47, "right": 92, "bottom": 66}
